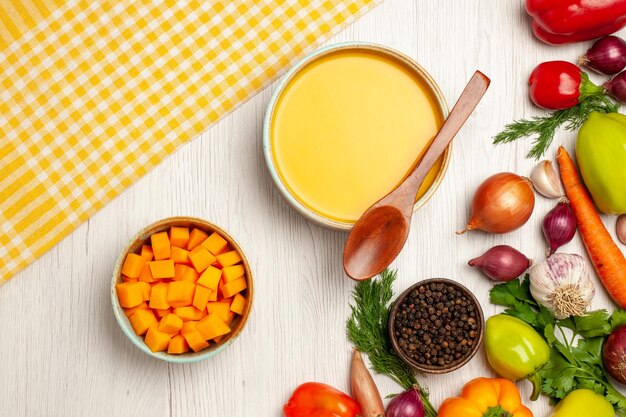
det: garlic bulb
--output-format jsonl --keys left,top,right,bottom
{"left": 529, "top": 253, "right": 595, "bottom": 319}
{"left": 530, "top": 160, "right": 565, "bottom": 199}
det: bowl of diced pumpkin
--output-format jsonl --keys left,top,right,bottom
{"left": 111, "top": 217, "right": 253, "bottom": 363}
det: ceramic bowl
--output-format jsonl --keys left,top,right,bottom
{"left": 111, "top": 217, "right": 253, "bottom": 363}
{"left": 263, "top": 42, "right": 450, "bottom": 231}
{"left": 389, "top": 278, "right": 484, "bottom": 374}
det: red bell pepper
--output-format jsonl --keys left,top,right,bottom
{"left": 528, "top": 61, "right": 605, "bottom": 109}
{"left": 525, "top": 0, "right": 626, "bottom": 44}
{"left": 284, "top": 382, "right": 361, "bottom": 417}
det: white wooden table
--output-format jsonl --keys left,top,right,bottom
{"left": 2, "top": 1, "right": 625, "bottom": 416}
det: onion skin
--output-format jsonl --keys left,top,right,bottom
{"left": 460, "top": 172, "right": 535, "bottom": 234}
{"left": 469, "top": 245, "right": 532, "bottom": 281}
{"left": 543, "top": 200, "right": 577, "bottom": 256}
{"left": 580, "top": 36, "right": 626, "bottom": 75}
{"left": 605, "top": 71, "right": 626, "bottom": 103}
{"left": 603, "top": 325, "right": 626, "bottom": 384}
{"left": 618, "top": 215, "right": 626, "bottom": 245}
{"left": 350, "top": 350, "right": 384, "bottom": 417}
{"left": 386, "top": 386, "right": 424, "bottom": 417}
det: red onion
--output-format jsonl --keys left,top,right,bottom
{"left": 543, "top": 200, "right": 577, "bottom": 256}
{"left": 468, "top": 245, "right": 532, "bottom": 282}
{"left": 618, "top": 215, "right": 626, "bottom": 245}
{"left": 386, "top": 386, "right": 424, "bottom": 417}
{"left": 603, "top": 324, "right": 626, "bottom": 384}
{"left": 579, "top": 36, "right": 626, "bottom": 75}
{"left": 605, "top": 70, "right": 626, "bottom": 103}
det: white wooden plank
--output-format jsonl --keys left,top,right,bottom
{"left": 1, "top": 1, "right": 625, "bottom": 416}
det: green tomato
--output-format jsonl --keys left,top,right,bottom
{"left": 550, "top": 389, "right": 614, "bottom": 417}
{"left": 484, "top": 314, "right": 550, "bottom": 399}
{"left": 577, "top": 112, "right": 626, "bottom": 214}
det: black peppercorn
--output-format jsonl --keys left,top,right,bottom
{"left": 393, "top": 281, "right": 482, "bottom": 368}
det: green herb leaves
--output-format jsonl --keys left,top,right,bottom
{"left": 491, "top": 276, "right": 626, "bottom": 416}
{"left": 493, "top": 95, "right": 619, "bottom": 159}
{"left": 346, "top": 269, "right": 437, "bottom": 417}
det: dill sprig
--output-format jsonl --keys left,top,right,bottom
{"left": 346, "top": 269, "right": 437, "bottom": 417}
{"left": 493, "top": 95, "right": 619, "bottom": 159}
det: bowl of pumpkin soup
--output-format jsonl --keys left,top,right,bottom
{"left": 264, "top": 43, "right": 450, "bottom": 230}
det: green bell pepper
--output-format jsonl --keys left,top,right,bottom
{"left": 577, "top": 112, "right": 626, "bottom": 214}
{"left": 484, "top": 314, "right": 550, "bottom": 400}
{"left": 550, "top": 389, "right": 614, "bottom": 417}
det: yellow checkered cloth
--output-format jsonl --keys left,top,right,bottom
{"left": 0, "top": 0, "right": 380, "bottom": 283}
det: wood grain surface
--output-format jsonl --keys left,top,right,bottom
{"left": 2, "top": 1, "right": 625, "bottom": 416}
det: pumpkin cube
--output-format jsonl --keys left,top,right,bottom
{"left": 159, "top": 313, "right": 183, "bottom": 334}
{"left": 140, "top": 245, "right": 154, "bottom": 261}
{"left": 138, "top": 263, "right": 155, "bottom": 283}
{"left": 167, "top": 334, "right": 189, "bottom": 354}
{"left": 124, "top": 302, "right": 149, "bottom": 318}
{"left": 208, "top": 288, "right": 218, "bottom": 302}
{"left": 174, "top": 264, "right": 187, "bottom": 281}
{"left": 150, "top": 231, "right": 171, "bottom": 260}
{"left": 171, "top": 246, "right": 191, "bottom": 265}
{"left": 174, "top": 306, "right": 204, "bottom": 321}
{"left": 222, "top": 265, "right": 244, "bottom": 283}
{"left": 167, "top": 281, "right": 195, "bottom": 308}
{"left": 206, "top": 301, "right": 232, "bottom": 322}
{"left": 230, "top": 294, "right": 246, "bottom": 315}
{"left": 221, "top": 277, "right": 247, "bottom": 298}
{"left": 197, "top": 314, "right": 231, "bottom": 340}
{"left": 197, "top": 266, "right": 222, "bottom": 291}
{"left": 174, "top": 264, "right": 198, "bottom": 282}
{"left": 181, "top": 322, "right": 210, "bottom": 352}
{"left": 201, "top": 232, "right": 228, "bottom": 255}
{"left": 187, "top": 228, "right": 208, "bottom": 251}
{"left": 215, "top": 250, "right": 241, "bottom": 268}
{"left": 169, "top": 227, "right": 189, "bottom": 248}
{"left": 116, "top": 282, "right": 144, "bottom": 308}
{"left": 224, "top": 311, "right": 235, "bottom": 325}
{"left": 149, "top": 283, "right": 170, "bottom": 310}
{"left": 154, "top": 308, "right": 172, "bottom": 319}
{"left": 188, "top": 246, "right": 216, "bottom": 273}
{"left": 129, "top": 308, "right": 157, "bottom": 336}
{"left": 149, "top": 260, "right": 175, "bottom": 279}
{"left": 121, "top": 253, "right": 145, "bottom": 278}
{"left": 137, "top": 281, "right": 151, "bottom": 301}
{"left": 193, "top": 285, "right": 212, "bottom": 311}
{"left": 144, "top": 322, "right": 172, "bottom": 352}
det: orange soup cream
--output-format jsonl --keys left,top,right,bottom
{"left": 269, "top": 46, "right": 447, "bottom": 225}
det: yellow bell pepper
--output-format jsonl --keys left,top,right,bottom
{"left": 550, "top": 389, "right": 614, "bottom": 417}
{"left": 438, "top": 378, "right": 533, "bottom": 417}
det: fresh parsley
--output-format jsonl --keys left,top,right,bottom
{"left": 346, "top": 269, "right": 437, "bottom": 417}
{"left": 491, "top": 276, "right": 626, "bottom": 416}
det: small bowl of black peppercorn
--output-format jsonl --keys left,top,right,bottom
{"left": 389, "top": 278, "right": 484, "bottom": 374}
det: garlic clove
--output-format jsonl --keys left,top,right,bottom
{"left": 618, "top": 214, "right": 626, "bottom": 245}
{"left": 530, "top": 160, "right": 565, "bottom": 199}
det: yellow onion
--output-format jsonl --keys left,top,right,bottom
{"left": 459, "top": 172, "right": 535, "bottom": 234}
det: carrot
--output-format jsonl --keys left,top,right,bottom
{"left": 557, "top": 146, "right": 626, "bottom": 308}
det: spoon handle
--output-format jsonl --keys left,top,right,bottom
{"left": 401, "top": 71, "right": 491, "bottom": 193}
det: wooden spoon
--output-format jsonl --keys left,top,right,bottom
{"left": 343, "top": 71, "right": 490, "bottom": 280}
